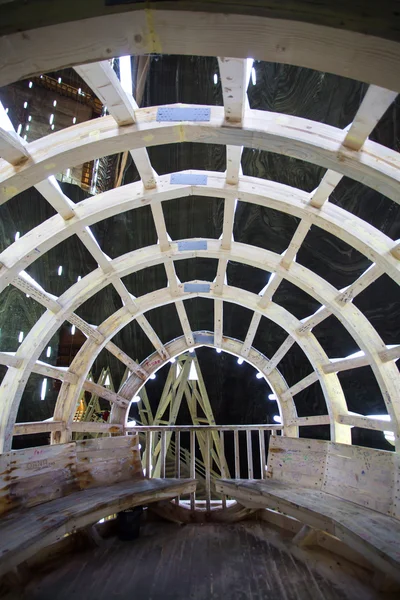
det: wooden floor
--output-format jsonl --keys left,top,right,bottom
{"left": 21, "top": 522, "right": 383, "bottom": 600}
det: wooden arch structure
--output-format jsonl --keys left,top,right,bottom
{"left": 0, "top": 2, "right": 400, "bottom": 590}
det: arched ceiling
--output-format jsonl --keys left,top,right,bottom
{"left": 0, "top": 10, "right": 399, "bottom": 453}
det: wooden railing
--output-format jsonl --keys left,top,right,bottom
{"left": 129, "top": 425, "right": 281, "bottom": 511}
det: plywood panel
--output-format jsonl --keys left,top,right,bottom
{"left": 0, "top": 443, "right": 77, "bottom": 516}
{"left": 323, "top": 443, "right": 396, "bottom": 516}
{"left": 76, "top": 435, "right": 143, "bottom": 490}
{"left": 267, "top": 436, "right": 327, "bottom": 489}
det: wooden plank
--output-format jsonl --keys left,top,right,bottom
{"left": 82, "top": 380, "right": 129, "bottom": 409}
{"left": 309, "top": 170, "right": 343, "bottom": 209}
{"left": 205, "top": 430, "right": 211, "bottom": 511}
{"left": 13, "top": 421, "right": 65, "bottom": 436}
{"left": 241, "top": 312, "right": 261, "bottom": 358}
{"left": 267, "top": 435, "right": 327, "bottom": 489}
{"left": 214, "top": 299, "right": 223, "bottom": 348}
{"left": 1, "top": 7, "right": 400, "bottom": 94}
{"left": 74, "top": 61, "right": 137, "bottom": 125}
{"left": 323, "top": 442, "right": 396, "bottom": 515}
{"left": 190, "top": 430, "right": 196, "bottom": 511}
{"left": 344, "top": 86, "right": 398, "bottom": 151}
{"left": 234, "top": 429, "right": 240, "bottom": 479}
{"left": 0, "top": 101, "right": 29, "bottom": 165}
{"left": 337, "top": 413, "right": 395, "bottom": 432}
{"left": 281, "top": 371, "right": 319, "bottom": 400}
{"left": 175, "top": 300, "right": 194, "bottom": 347}
{"left": 77, "top": 227, "right": 113, "bottom": 273}
{"left": 280, "top": 219, "right": 311, "bottom": 269}
{"left": 0, "top": 478, "right": 196, "bottom": 578}
{"left": 221, "top": 197, "right": 236, "bottom": 248}
{"left": 264, "top": 336, "right": 295, "bottom": 375}
{"left": 258, "top": 274, "right": 283, "bottom": 309}
{"left": 246, "top": 429, "right": 253, "bottom": 479}
{"left": 216, "top": 478, "right": 400, "bottom": 582}
{"left": 218, "top": 57, "right": 247, "bottom": 124}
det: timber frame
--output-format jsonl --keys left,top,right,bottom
{"left": 0, "top": 7, "right": 399, "bottom": 457}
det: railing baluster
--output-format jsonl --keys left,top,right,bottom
{"left": 246, "top": 429, "right": 253, "bottom": 479}
{"left": 175, "top": 430, "right": 181, "bottom": 504}
{"left": 259, "top": 429, "right": 266, "bottom": 479}
{"left": 234, "top": 429, "right": 240, "bottom": 479}
{"left": 160, "top": 429, "right": 166, "bottom": 478}
{"left": 145, "top": 430, "right": 152, "bottom": 478}
{"left": 190, "top": 430, "right": 196, "bottom": 511}
{"left": 205, "top": 429, "right": 211, "bottom": 511}
{"left": 219, "top": 430, "right": 227, "bottom": 509}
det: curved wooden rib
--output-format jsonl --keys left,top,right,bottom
{"left": 1, "top": 9, "right": 400, "bottom": 91}
{"left": 3, "top": 241, "right": 399, "bottom": 450}
{"left": 0, "top": 107, "right": 399, "bottom": 207}
{"left": 1, "top": 173, "right": 399, "bottom": 294}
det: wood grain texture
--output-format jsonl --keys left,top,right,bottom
{"left": 21, "top": 521, "right": 380, "bottom": 600}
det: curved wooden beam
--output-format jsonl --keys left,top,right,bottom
{"left": 52, "top": 284, "right": 344, "bottom": 445}
{"left": 1, "top": 8, "right": 400, "bottom": 91}
{"left": 4, "top": 237, "right": 399, "bottom": 450}
{"left": 1, "top": 173, "right": 399, "bottom": 294}
{"left": 0, "top": 107, "right": 399, "bottom": 207}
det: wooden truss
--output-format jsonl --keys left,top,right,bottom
{"left": 0, "top": 11, "right": 399, "bottom": 454}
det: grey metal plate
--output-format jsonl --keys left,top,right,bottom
{"left": 178, "top": 240, "right": 208, "bottom": 251}
{"left": 157, "top": 107, "right": 211, "bottom": 122}
{"left": 170, "top": 173, "right": 208, "bottom": 185}
{"left": 193, "top": 332, "right": 214, "bottom": 345}
{"left": 184, "top": 283, "right": 211, "bottom": 293}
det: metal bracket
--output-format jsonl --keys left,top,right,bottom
{"left": 157, "top": 107, "right": 211, "bottom": 122}
{"left": 170, "top": 173, "right": 208, "bottom": 185}
{"left": 178, "top": 240, "right": 208, "bottom": 251}
{"left": 184, "top": 283, "right": 211, "bottom": 293}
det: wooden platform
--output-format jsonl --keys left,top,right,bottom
{"left": 17, "top": 522, "right": 382, "bottom": 600}
{"left": 216, "top": 478, "right": 400, "bottom": 584}
{"left": 0, "top": 478, "right": 195, "bottom": 578}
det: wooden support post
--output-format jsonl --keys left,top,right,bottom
{"left": 292, "top": 525, "right": 319, "bottom": 548}
{"left": 234, "top": 429, "right": 240, "bottom": 478}
{"left": 205, "top": 429, "right": 211, "bottom": 511}
{"left": 145, "top": 430, "right": 152, "bottom": 478}
{"left": 259, "top": 429, "right": 266, "bottom": 479}
{"left": 246, "top": 429, "right": 253, "bottom": 479}
{"left": 190, "top": 429, "right": 196, "bottom": 511}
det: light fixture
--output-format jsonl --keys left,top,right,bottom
{"left": 57, "top": 265, "right": 63, "bottom": 276}
{"left": 17, "top": 124, "right": 22, "bottom": 135}
{"left": 23, "top": 101, "right": 28, "bottom": 109}
{"left": 25, "top": 125, "right": 29, "bottom": 131}
{"left": 132, "top": 396, "right": 141, "bottom": 403}
{"left": 71, "top": 325, "right": 76, "bottom": 335}
{"left": 170, "top": 357, "right": 176, "bottom": 364}
{"left": 46, "top": 346, "right": 51, "bottom": 358}
{"left": 18, "top": 331, "right": 24, "bottom": 343}
{"left": 216, "top": 348, "right": 222, "bottom": 353}
{"left": 51, "top": 124, "right": 55, "bottom": 130}
{"left": 189, "top": 348, "right": 194, "bottom": 353}
{"left": 53, "top": 100, "right": 57, "bottom": 107}
{"left": 150, "top": 373, "right": 156, "bottom": 379}
{"left": 72, "top": 117, "right": 77, "bottom": 124}
{"left": 256, "top": 372, "right": 263, "bottom": 379}
{"left": 268, "top": 393, "right": 277, "bottom": 401}
{"left": 58, "top": 77, "right": 62, "bottom": 84}
{"left": 14, "top": 231, "right": 20, "bottom": 241}
{"left": 5, "top": 107, "right": 8, "bottom": 114}
{"left": 49, "top": 113, "right": 54, "bottom": 125}
{"left": 273, "top": 415, "right": 282, "bottom": 424}
{"left": 251, "top": 66, "right": 256, "bottom": 85}
{"left": 28, "top": 115, "right": 32, "bottom": 122}
{"left": 213, "top": 73, "right": 218, "bottom": 84}
{"left": 40, "top": 378, "right": 48, "bottom": 401}
{"left": 237, "top": 357, "right": 244, "bottom": 365}
{"left": 77, "top": 275, "right": 81, "bottom": 282}
{"left": 29, "top": 81, "right": 33, "bottom": 88}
